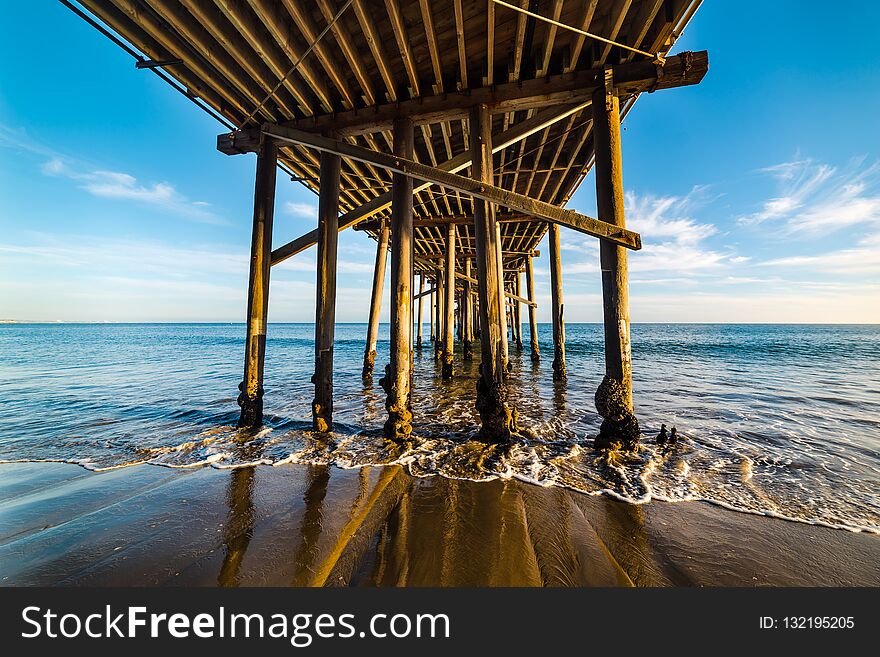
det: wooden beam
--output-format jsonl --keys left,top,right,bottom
{"left": 471, "top": 103, "right": 516, "bottom": 442}
{"left": 549, "top": 223, "right": 566, "bottom": 381}
{"left": 362, "top": 220, "right": 389, "bottom": 378}
{"left": 496, "top": 223, "right": 509, "bottom": 368}
{"left": 463, "top": 258, "right": 473, "bottom": 360}
{"left": 594, "top": 69, "right": 634, "bottom": 411}
{"left": 416, "top": 273, "right": 424, "bottom": 347}
{"left": 429, "top": 282, "right": 435, "bottom": 342}
{"left": 312, "top": 149, "right": 341, "bottom": 432}
{"left": 354, "top": 214, "right": 532, "bottom": 230}
{"left": 525, "top": 255, "right": 540, "bottom": 363}
{"left": 455, "top": 271, "right": 535, "bottom": 307}
{"left": 381, "top": 117, "right": 414, "bottom": 441}
{"left": 278, "top": 51, "right": 708, "bottom": 136}
{"left": 514, "top": 270, "right": 523, "bottom": 350}
{"left": 414, "top": 250, "right": 541, "bottom": 260}
{"left": 261, "top": 102, "right": 590, "bottom": 265}
{"left": 433, "top": 263, "right": 443, "bottom": 360}
{"left": 263, "top": 124, "right": 642, "bottom": 250}
{"left": 442, "top": 224, "right": 456, "bottom": 379}
{"left": 415, "top": 285, "right": 436, "bottom": 300}
{"left": 238, "top": 137, "right": 277, "bottom": 428}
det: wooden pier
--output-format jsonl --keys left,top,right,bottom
{"left": 71, "top": 0, "right": 708, "bottom": 447}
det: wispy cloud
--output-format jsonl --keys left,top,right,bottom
{"left": 284, "top": 201, "right": 317, "bottom": 219}
{"left": 739, "top": 157, "right": 880, "bottom": 234}
{"left": 561, "top": 187, "right": 735, "bottom": 278}
{"left": 1, "top": 123, "right": 224, "bottom": 224}
{"left": 42, "top": 157, "right": 223, "bottom": 224}
{"left": 623, "top": 188, "right": 733, "bottom": 273}
{"left": 761, "top": 234, "right": 880, "bottom": 275}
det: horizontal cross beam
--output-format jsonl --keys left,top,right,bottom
{"left": 278, "top": 51, "right": 708, "bottom": 136}
{"left": 456, "top": 272, "right": 536, "bottom": 307}
{"left": 220, "top": 103, "right": 589, "bottom": 266}
{"left": 354, "top": 215, "right": 532, "bottom": 230}
{"left": 263, "top": 124, "right": 641, "bottom": 250}
{"left": 415, "top": 250, "right": 540, "bottom": 259}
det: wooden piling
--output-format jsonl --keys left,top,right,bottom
{"left": 470, "top": 103, "right": 517, "bottom": 441}
{"left": 312, "top": 148, "right": 341, "bottom": 432}
{"left": 549, "top": 223, "right": 567, "bottom": 381}
{"left": 514, "top": 271, "right": 523, "bottom": 350}
{"left": 434, "top": 269, "right": 443, "bottom": 361}
{"left": 429, "top": 283, "right": 435, "bottom": 342}
{"left": 237, "top": 137, "right": 277, "bottom": 428}
{"left": 496, "top": 223, "right": 509, "bottom": 370}
{"left": 525, "top": 255, "right": 540, "bottom": 363}
{"left": 416, "top": 273, "right": 424, "bottom": 348}
{"left": 463, "top": 257, "right": 474, "bottom": 360}
{"left": 362, "top": 220, "right": 389, "bottom": 378}
{"left": 381, "top": 117, "right": 415, "bottom": 441}
{"left": 442, "top": 224, "right": 456, "bottom": 379}
{"left": 593, "top": 70, "right": 634, "bottom": 411}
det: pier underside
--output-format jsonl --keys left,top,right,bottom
{"left": 71, "top": 0, "right": 708, "bottom": 446}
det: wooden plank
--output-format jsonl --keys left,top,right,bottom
{"left": 279, "top": 52, "right": 709, "bottom": 136}
{"left": 263, "top": 123, "right": 643, "bottom": 250}
{"left": 265, "top": 102, "right": 592, "bottom": 265}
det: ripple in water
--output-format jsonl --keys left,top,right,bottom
{"left": 0, "top": 323, "right": 878, "bottom": 534}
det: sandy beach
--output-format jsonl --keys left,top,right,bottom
{"left": 1, "top": 461, "right": 876, "bottom": 587}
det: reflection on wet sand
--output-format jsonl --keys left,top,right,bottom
{"left": 215, "top": 463, "right": 636, "bottom": 586}
{"left": 1, "top": 461, "right": 876, "bottom": 587}
{"left": 218, "top": 467, "right": 255, "bottom": 586}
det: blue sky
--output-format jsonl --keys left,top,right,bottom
{"left": 1, "top": 1, "right": 879, "bottom": 322}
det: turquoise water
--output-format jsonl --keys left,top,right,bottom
{"left": 1, "top": 323, "right": 878, "bottom": 533}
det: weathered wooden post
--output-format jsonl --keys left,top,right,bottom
{"left": 525, "top": 255, "right": 540, "bottom": 363}
{"left": 237, "top": 137, "right": 277, "bottom": 428}
{"left": 470, "top": 103, "right": 517, "bottom": 441}
{"left": 463, "top": 257, "right": 474, "bottom": 360}
{"left": 496, "top": 224, "right": 509, "bottom": 369}
{"left": 514, "top": 271, "right": 523, "bottom": 350}
{"left": 593, "top": 67, "right": 638, "bottom": 450}
{"left": 429, "top": 283, "right": 435, "bottom": 343}
{"left": 434, "top": 268, "right": 444, "bottom": 361}
{"left": 416, "top": 273, "right": 424, "bottom": 348}
{"left": 312, "top": 147, "right": 341, "bottom": 432}
{"left": 362, "top": 220, "right": 389, "bottom": 378}
{"left": 548, "top": 223, "right": 566, "bottom": 381}
{"left": 442, "top": 224, "right": 456, "bottom": 379}
{"left": 380, "top": 117, "right": 415, "bottom": 441}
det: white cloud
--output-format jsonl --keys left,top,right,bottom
{"left": 284, "top": 201, "right": 317, "bottom": 218}
{"left": 739, "top": 157, "right": 880, "bottom": 234}
{"left": 41, "top": 156, "right": 223, "bottom": 224}
{"left": 761, "top": 238, "right": 880, "bottom": 275}
{"left": 623, "top": 188, "right": 732, "bottom": 273}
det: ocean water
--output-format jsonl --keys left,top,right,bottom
{"left": 0, "top": 323, "right": 878, "bottom": 533}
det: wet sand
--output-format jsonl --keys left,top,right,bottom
{"left": 0, "top": 462, "right": 877, "bottom": 586}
